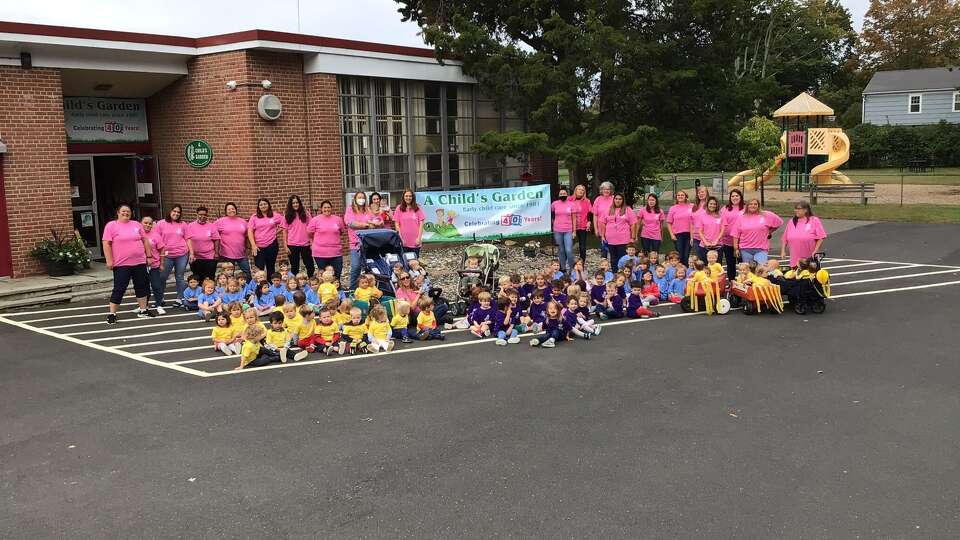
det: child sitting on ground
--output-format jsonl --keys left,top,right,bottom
{"left": 576, "top": 293, "right": 601, "bottom": 336}
{"left": 264, "top": 311, "right": 308, "bottom": 363}
{"left": 268, "top": 273, "right": 286, "bottom": 297}
{"left": 602, "top": 282, "right": 624, "bottom": 320}
{"left": 315, "top": 307, "right": 345, "bottom": 355}
{"left": 304, "top": 276, "right": 320, "bottom": 307}
{"left": 318, "top": 271, "right": 339, "bottom": 305}
{"left": 281, "top": 302, "right": 303, "bottom": 342}
{"left": 341, "top": 307, "right": 368, "bottom": 354}
{"left": 196, "top": 279, "right": 221, "bottom": 321}
{"left": 617, "top": 245, "right": 640, "bottom": 270}
{"left": 526, "top": 290, "right": 548, "bottom": 332}
{"left": 391, "top": 301, "right": 413, "bottom": 344}
{"left": 215, "top": 273, "right": 229, "bottom": 295}
{"left": 667, "top": 267, "right": 688, "bottom": 303}
{"left": 468, "top": 291, "right": 497, "bottom": 338}
{"left": 416, "top": 297, "right": 444, "bottom": 341}
{"left": 235, "top": 324, "right": 281, "bottom": 370}
{"left": 590, "top": 272, "right": 607, "bottom": 313}
{"left": 182, "top": 276, "right": 201, "bottom": 311}
{"left": 333, "top": 299, "right": 353, "bottom": 327}
{"left": 529, "top": 300, "right": 568, "bottom": 348}
{"left": 278, "top": 260, "right": 293, "bottom": 281}
{"left": 493, "top": 296, "right": 520, "bottom": 346}
{"left": 639, "top": 271, "right": 661, "bottom": 309}
{"left": 653, "top": 265, "right": 672, "bottom": 303}
{"left": 282, "top": 277, "right": 300, "bottom": 303}
{"left": 365, "top": 304, "right": 394, "bottom": 352}
{"left": 212, "top": 312, "right": 242, "bottom": 356}
{"left": 221, "top": 278, "right": 245, "bottom": 306}
{"left": 562, "top": 297, "right": 592, "bottom": 340}
{"left": 627, "top": 281, "right": 657, "bottom": 318}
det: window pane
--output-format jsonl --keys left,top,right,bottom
{"left": 378, "top": 155, "right": 408, "bottom": 174}
{"left": 379, "top": 172, "right": 409, "bottom": 192}
{"left": 414, "top": 135, "right": 443, "bottom": 154}
{"left": 477, "top": 117, "right": 500, "bottom": 134}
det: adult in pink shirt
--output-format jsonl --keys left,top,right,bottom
{"left": 690, "top": 185, "right": 710, "bottom": 245}
{"left": 307, "top": 200, "right": 347, "bottom": 281}
{"left": 666, "top": 191, "right": 694, "bottom": 264}
{"left": 732, "top": 198, "right": 784, "bottom": 265}
{"left": 599, "top": 193, "right": 637, "bottom": 266}
{"left": 155, "top": 205, "right": 189, "bottom": 306}
{"left": 781, "top": 200, "right": 827, "bottom": 267}
{"left": 720, "top": 189, "right": 745, "bottom": 279}
{"left": 185, "top": 206, "right": 220, "bottom": 283}
{"left": 343, "top": 192, "right": 376, "bottom": 289}
{"left": 215, "top": 202, "right": 251, "bottom": 279}
{"left": 551, "top": 186, "right": 577, "bottom": 273}
{"left": 102, "top": 204, "right": 155, "bottom": 323}
{"left": 637, "top": 193, "right": 665, "bottom": 254}
{"left": 694, "top": 196, "right": 725, "bottom": 262}
{"left": 571, "top": 184, "right": 592, "bottom": 263}
{"left": 247, "top": 198, "right": 282, "bottom": 278}
{"left": 394, "top": 189, "right": 426, "bottom": 256}
{"left": 281, "top": 194, "right": 314, "bottom": 277}
{"left": 141, "top": 215, "right": 168, "bottom": 314}
{"left": 592, "top": 181, "right": 615, "bottom": 260}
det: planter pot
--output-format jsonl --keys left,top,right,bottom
{"left": 47, "top": 260, "right": 76, "bottom": 277}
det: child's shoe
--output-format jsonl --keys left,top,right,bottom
{"left": 386, "top": 341, "right": 395, "bottom": 352}
{"left": 507, "top": 336, "right": 520, "bottom": 345}
{"left": 337, "top": 341, "right": 347, "bottom": 355}
{"left": 593, "top": 325, "right": 602, "bottom": 336}
{"left": 582, "top": 332, "right": 591, "bottom": 340}
{"left": 324, "top": 345, "right": 334, "bottom": 356}
{"left": 280, "top": 348, "right": 289, "bottom": 363}
{"left": 495, "top": 338, "right": 507, "bottom": 346}
{"left": 293, "top": 350, "right": 309, "bottom": 362}
{"left": 529, "top": 338, "right": 540, "bottom": 347}
{"left": 598, "top": 312, "right": 609, "bottom": 321}
{"left": 401, "top": 335, "right": 413, "bottom": 344}
{"left": 483, "top": 329, "right": 491, "bottom": 337}
{"left": 541, "top": 338, "right": 556, "bottom": 348}
{"left": 305, "top": 345, "right": 316, "bottom": 354}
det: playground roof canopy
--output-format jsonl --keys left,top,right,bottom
{"left": 773, "top": 92, "right": 834, "bottom": 118}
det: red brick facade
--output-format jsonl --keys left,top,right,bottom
{"left": 304, "top": 73, "right": 344, "bottom": 214}
{"left": 0, "top": 66, "right": 73, "bottom": 277}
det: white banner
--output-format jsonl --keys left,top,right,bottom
{"left": 417, "top": 184, "right": 550, "bottom": 242}
{"left": 64, "top": 97, "right": 149, "bottom": 143}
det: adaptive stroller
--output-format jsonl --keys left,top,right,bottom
{"left": 451, "top": 243, "right": 500, "bottom": 315}
{"left": 781, "top": 253, "right": 831, "bottom": 315}
{"left": 357, "top": 229, "right": 412, "bottom": 298}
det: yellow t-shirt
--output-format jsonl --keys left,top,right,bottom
{"left": 298, "top": 318, "right": 317, "bottom": 338}
{"left": 264, "top": 328, "right": 289, "bottom": 348}
{"left": 315, "top": 321, "right": 339, "bottom": 341}
{"left": 211, "top": 325, "right": 236, "bottom": 343}
{"left": 390, "top": 312, "right": 408, "bottom": 330}
{"left": 353, "top": 286, "right": 381, "bottom": 303}
{"left": 708, "top": 263, "right": 724, "bottom": 280}
{"left": 342, "top": 322, "right": 367, "bottom": 341}
{"left": 367, "top": 320, "right": 391, "bottom": 341}
{"left": 239, "top": 340, "right": 261, "bottom": 368}
{"left": 318, "top": 283, "right": 339, "bottom": 305}
{"left": 416, "top": 311, "right": 436, "bottom": 330}
{"left": 333, "top": 311, "right": 352, "bottom": 327}
{"left": 283, "top": 313, "right": 304, "bottom": 334}
{"left": 272, "top": 305, "right": 284, "bottom": 313}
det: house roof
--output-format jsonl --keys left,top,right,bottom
{"left": 863, "top": 67, "right": 960, "bottom": 95}
{"left": 773, "top": 92, "right": 834, "bottom": 118}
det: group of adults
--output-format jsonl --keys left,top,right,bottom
{"left": 549, "top": 181, "right": 827, "bottom": 277}
{"left": 101, "top": 190, "right": 428, "bottom": 322}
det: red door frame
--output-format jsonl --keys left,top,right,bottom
{"left": 0, "top": 154, "right": 13, "bottom": 277}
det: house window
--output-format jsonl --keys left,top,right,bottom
{"left": 954, "top": 91, "right": 960, "bottom": 113}
{"left": 908, "top": 94, "right": 922, "bottom": 114}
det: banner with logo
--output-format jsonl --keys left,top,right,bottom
{"left": 63, "top": 97, "right": 149, "bottom": 143}
{"left": 416, "top": 184, "right": 550, "bottom": 242}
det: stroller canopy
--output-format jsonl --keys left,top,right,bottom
{"left": 464, "top": 243, "right": 500, "bottom": 271}
{"left": 358, "top": 230, "right": 405, "bottom": 261}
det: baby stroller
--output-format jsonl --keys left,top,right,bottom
{"left": 782, "top": 253, "right": 830, "bottom": 315}
{"left": 357, "top": 229, "right": 413, "bottom": 298}
{"left": 451, "top": 243, "right": 500, "bottom": 315}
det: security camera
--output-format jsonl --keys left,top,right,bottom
{"left": 225, "top": 80, "right": 238, "bottom": 90}
{"left": 261, "top": 80, "right": 272, "bottom": 89}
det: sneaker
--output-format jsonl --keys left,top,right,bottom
{"left": 541, "top": 338, "right": 556, "bottom": 348}
{"left": 324, "top": 346, "right": 333, "bottom": 356}
{"left": 443, "top": 322, "right": 456, "bottom": 330}
{"left": 280, "top": 349, "right": 289, "bottom": 363}
{"left": 293, "top": 350, "right": 309, "bottom": 362}
{"left": 495, "top": 338, "right": 507, "bottom": 346}
{"left": 598, "top": 313, "right": 609, "bottom": 321}
{"left": 386, "top": 341, "right": 396, "bottom": 352}
{"left": 106, "top": 313, "right": 118, "bottom": 325}
{"left": 171, "top": 299, "right": 183, "bottom": 308}
{"left": 530, "top": 338, "right": 541, "bottom": 347}
{"left": 401, "top": 336, "right": 413, "bottom": 344}
{"left": 583, "top": 333, "right": 591, "bottom": 340}
{"left": 483, "top": 329, "right": 491, "bottom": 337}
{"left": 155, "top": 306, "right": 166, "bottom": 315}
{"left": 593, "top": 325, "right": 602, "bottom": 336}
{"left": 305, "top": 345, "right": 316, "bottom": 354}
{"left": 507, "top": 336, "right": 520, "bottom": 345}
{"left": 337, "top": 342, "right": 347, "bottom": 355}
{"left": 357, "top": 342, "right": 368, "bottom": 353}
{"left": 455, "top": 319, "right": 469, "bottom": 329}
{"left": 135, "top": 308, "right": 157, "bottom": 319}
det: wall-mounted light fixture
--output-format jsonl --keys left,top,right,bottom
{"left": 225, "top": 79, "right": 273, "bottom": 91}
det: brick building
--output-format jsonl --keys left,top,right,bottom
{"left": 0, "top": 21, "right": 556, "bottom": 278}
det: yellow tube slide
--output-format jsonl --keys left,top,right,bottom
{"left": 809, "top": 131, "right": 853, "bottom": 185}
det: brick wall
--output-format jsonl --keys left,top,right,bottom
{"left": 0, "top": 66, "right": 72, "bottom": 277}
{"left": 304, "top": 73, "right": 344, "bottom": 214}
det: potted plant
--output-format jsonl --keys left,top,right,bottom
{"left": 30, "top": 228, "right": 92, "bottom": 276}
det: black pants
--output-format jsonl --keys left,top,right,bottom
{"left": 246, "top": 348, "right": 281, "bottom": 368}
{"left": 190, "top": 258, "right": 217, "bottom": 283}
{"left": 313, "top": 256, "right": 344, "bottom": 282}
{"left": 675, "top": 232, "right": 691, "bottom": 264}
{"left": 287, "top": 245, "right": 315, "bottom": 277}
{"left": 697, "top": 244, "right": 721, "bottom": 263}
{"left": 640, "top": 237, "right": 661, "bottom": 254}
{"left": 608, "top": 243, "right": 628, "bottom": 268}
{"left": 722, "top": 245, "right": 738, "bottom": 279}
{"left": 254, "top": 240, "right": 279, "bottom": 278}
{"left": 111, "top": 264, "right": 149, "bottom": 304}
{"left": 575, "top": 229, "right": 588, "bottom": 263}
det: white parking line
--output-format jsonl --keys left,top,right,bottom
{"left": 114, "top": 335, "right": 211, "bottom": 349}
{"left": 2, "top": 292, "right": 178, "bottom": 316}
{"left": 829, "top": 264, "right": 918, "bottom": 277}
{"left": 830, "top": 280, "right": 960, "bottom": 299}
{"left": 832, "top": 269, "right": 960, "bottom": 287}
{"left": 87, "top": 326, "right": 211, "bottom": 342}
{"left": 22, "top": 310, "right": 196, "bottom": 324}
{"left": 824, "top": 258, "right": 960, "bottom": 270}
{"left": 64, "top": 319, "right": 201, "bottom": 336}
{"left": 821, "top": 261, "right": 886, "bottom": 270}
{"left": 175, "top": 355, "right": 238, "bottom": 365}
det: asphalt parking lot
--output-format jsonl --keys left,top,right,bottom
{"left": 2, "top": 221, "right": 959, "bottom": 538}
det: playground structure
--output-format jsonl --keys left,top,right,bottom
{"left": 729, "top": 93, "right": 852, "bottom": 191}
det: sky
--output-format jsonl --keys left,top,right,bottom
{"left": 1, "top": 0, "right": 872, "bottom": 47}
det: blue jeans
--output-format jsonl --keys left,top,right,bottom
{"left": 314, "top": 255, "right": 344, "bottom": 283}
{"left": 740, "top": 248, "right": 768, "bottom": 265}
{"left": 147, "top": 266, "right": 167, "bottom": 307}
{"left": 161, "top": 253, "right": 188, "bottom": 301}
{"left": 608, "top": 243, "right": 628, "bottom": 269}
{"left": 553, "top": 231, "right": 574, "bottom": 273}
{"left": 110, "top": 264, "right": 149, "bottom": 305}
{"left": 223, "top": 257, "right": 251, "bottom": 280}
{"left": 675, "top": 232, "right": 691, "bottom": 265}
{"left": 497, "top": 329, "right": 518, "bottom": 340}
{"left": 600, "top": 238, "right": 609, "bottom": 259}
{"left": 536, "top": 327, "right": 565, "bottom": 343}
{"left": 349, "top": 249, "right": 362, "bottom": 290}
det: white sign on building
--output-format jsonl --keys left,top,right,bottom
{"left": 63, "top": 97, "right": 149, "bottom": 143}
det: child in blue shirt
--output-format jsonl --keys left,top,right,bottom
{"left": 196, "top": 280, "right": 221, "bottom": 321}
{"left": 220, "top": 278, "right": 246, "bottom": 305}
{"left": 253, "top": 281, "right": 275, "bottom": 316}
{"left": 182, "top": 276, "right": 201, "bottom": 311}
{"left": 653, "top": 265, "right": 672, "bottom": 302}
{"left": 268, "top": 273, "right": 286, "bottom": 298}
{"left": 616, "top": 245, "right": 640, "bottom": 270}
{"left": 666, "top": 267, "right": 688, "bottom": 303}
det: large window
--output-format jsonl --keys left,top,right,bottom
{"left": 337, "top": 76, "right": 527, "bottom": 193}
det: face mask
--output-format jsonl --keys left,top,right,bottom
{"left": 356, "top": 198, "right": 366, "bottom": 206}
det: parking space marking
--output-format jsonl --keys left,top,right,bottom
{"left": 830, "top": 280, "right": 960, "bottom": 299}
{"left": 829, "top": 264, "right": 919, "bottom": 277}
{"left": 87, "top": 326, "right": 210, "bottom": 342}
{"left": 114, "top": 335, "right": 211, "bottom": 349}
{"left": 821, "top": 261, "right": 886, "bottom": 270}
{"left": 831, "top": 268, "right": 960, "bottom": 287}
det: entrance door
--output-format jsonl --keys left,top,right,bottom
{"left": 135, "top": 155, "right": 161, "bottom": 220}
{"left": 68, "top": 157, "right": 101, "bottom": 259}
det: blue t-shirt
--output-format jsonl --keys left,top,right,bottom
{"left": 617, "top": 255, "right": 639, "bottom": 270}
{"left": 197, "top": 291, "right": 220, "bottom": 307}
{"left": 255, "top": 293, "right": 275, "bottom": 308}
{"left": 667, "top": 278, "right": 687, "bottom": 298}
{"left": 220, "top": 291, "right": 245, "bottom": 304}
{"left": 183, "top": 286, "right": 201, "bottom": 304}
{"left": 653, "top": 276, "right": 672, "bottom": 300}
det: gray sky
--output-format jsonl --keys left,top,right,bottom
{"left": 0, "top": 0, "right": 871, "bottom": 47}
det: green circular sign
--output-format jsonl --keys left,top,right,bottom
{"left": 184, "top": 140, "right": 213, "bottom": 168}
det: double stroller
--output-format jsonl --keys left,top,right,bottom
{"left": 451, "top": 243, "right": 500, "bottom": 316}
{"left": 779, "top": 252, "right": 831, "bottom": 315}
{"left": 357, "top": 229, "right": 412, "bottom": 298}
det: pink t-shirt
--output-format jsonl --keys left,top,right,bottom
{"left": 601, "top": 208, "right": 637, "bottom": 245}
{"left": 307, "top": 214, "right": 346, "bottom": 258}
{"left": 281, "top": 211, "right": 312, "bottom": 247}
{"left": 571, "top": 197, "right": 592, "bottom": 230}
{"left": 248, "top": 214, "right": 282, "bottom": 248}
{"left": 102, "top": 220, "right": 147, "bottom": 267}
{"left": 551, "top": 199, "right": 576, "bottom": 233}
{"left": 394, "top": 205, "right": 426, "bottom": 248}
{"left": 731, "top": 211, "right": 784, "bottom": 250}
{"left": 215, "top": 216, "right": 248, "bottom": 260}
{"left": 592, "top": 195, "right": 614, "bottom": 227}
{"left": 185, "top": 221, "right": 220, "bottom": 260}
{"left": 696, "top": 212, "right": 724, "bottom": 247}
{"left": 690, "top": 205, "right": 707, "bottom": 240}
{"left": 144, "top": 228, "right": 164, "bottom": 269}
{"left": 153, "top": 219, "right": 187, "bottom": 257}
{"left": 343, "top": 208, "right": 373, "bottom": 250}
{"left": 638, "top": 208, "right": 665, "bottom": 240}
{"left": 666, "top": 203, "right": 694, "bottom": 235}
{"left": 719, "top": 206, "right": 744, "bottom": 246}
{"left": 783, "top": 216, "right": 826, "bottom": 266}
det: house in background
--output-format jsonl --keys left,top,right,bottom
{"left": 862, "top": 67, "right": 960, "bottom": 126}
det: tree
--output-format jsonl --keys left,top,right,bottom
{"left": 860, "top": 0, "right": 960, "bottom": 69}
{"left": 736, "top": 116, "right": 782, "bottom": 175}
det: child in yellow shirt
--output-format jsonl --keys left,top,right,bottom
{"left": 282, "top": 303, "right": 304, "bottom": 340}
{"left": 212, "top": 312, "right": 242, "bottom": 356}
{"left": 341, "top": 307, "right": 368, "bottom": 354}
{"left": 315, "top": 308, "right": 345, "bottom": 355}
{"left": 318, "top": 271, "right": 339, "bottom": 305}
{"left": 705, "top": 250, "right": 725, "bottom": 281}
{"left": 263, "top": 311, "right": 308, "bottom": 363}
{"left": 352, "top": 274, "right": 382, "bottom": 303}
{"left": 390, "top": 301, "right": 413, "bottom": 344}
{"left": 234, "top": 324, "right": 282, "bottom": 370}
{"left": 333, "top": 299, "right": 353, "bottom": 327}
{"left": 365, "top": 304, "right": 393, "bottom": 352}
{"left": 416, "top": 297, "right": 443, "bottom": 340}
